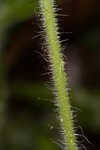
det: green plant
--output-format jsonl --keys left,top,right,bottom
{"left": 0, "top": 0, "right": 38, "bottom": 27}
{"left": 40, "top": 0, "right": 77, "bottom": 150}
{"left": 0, "top": 0, "right": 77, "bottom": 150}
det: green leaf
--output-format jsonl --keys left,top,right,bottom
{"left": 0, "top": 0, "right": 39, "bottom": 27}
{"left": 72, "top": 87, "right": 100, "bottom": 133}
{"left": 10, "top": 81, "right": 54, "bottom": 102}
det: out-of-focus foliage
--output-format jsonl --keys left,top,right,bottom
{"left": 0, "top": 0, "right": 39, "bottom": 27}
{"left": 0, "top": 0, "right": 100, "bottom": 150}
{"left": 10, "top": 82, "right": 54, "bottom": 102}
{"left": 73, "top": 88, "right": 100, "bottom": 133}
{"left": 7, "top": 81, "right": 100, "bottom": 133}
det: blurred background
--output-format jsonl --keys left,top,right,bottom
{"left": 0, "top": 0, "right": 100, "bottom": 150}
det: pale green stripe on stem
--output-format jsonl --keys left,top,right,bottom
{"left": 40, "top": 0, "right": 77, "bottom": 150}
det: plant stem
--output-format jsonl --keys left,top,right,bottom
{"left": 40, "top": 0, "right": 77, "bottom": 150}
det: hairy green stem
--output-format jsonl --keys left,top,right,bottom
{"left": 40, "top": 0, "right": 77, "bottom": 150}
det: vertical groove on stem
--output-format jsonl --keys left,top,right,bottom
{"left": 40, "top": 0, "right": 77, "bottom": 150}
